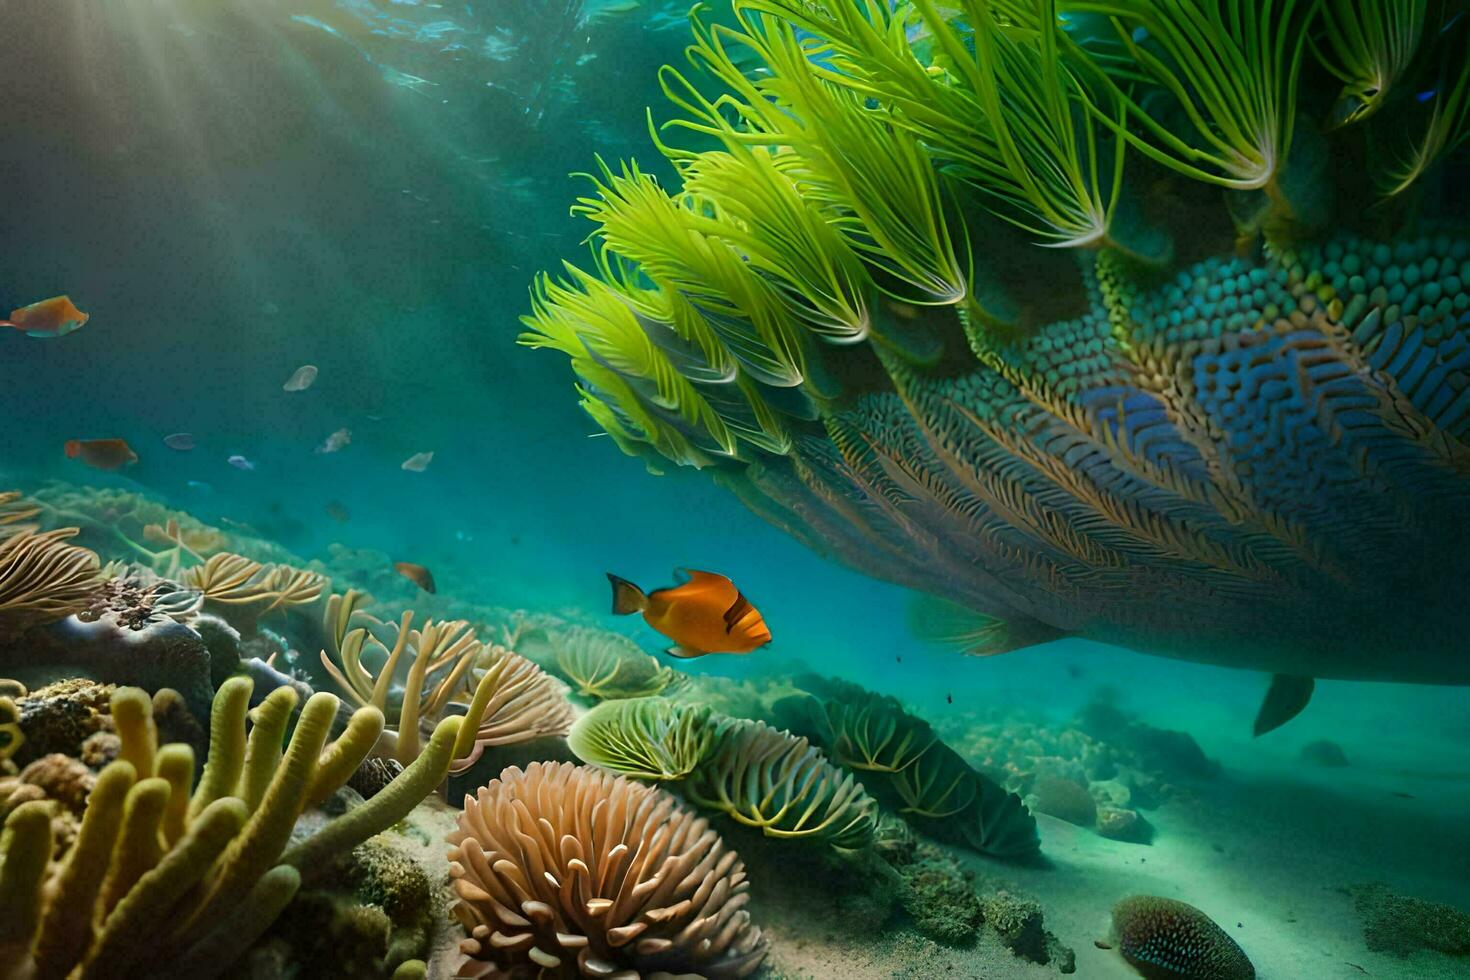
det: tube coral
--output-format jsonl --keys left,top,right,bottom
{"left": 0, "top": 678, "right": 459, "bottom": 980}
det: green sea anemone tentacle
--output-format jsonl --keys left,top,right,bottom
{"left": 0, "top": 802, "right": 51, "bottom": 961}
{"left": 189, "top": 675, "right": 252, "bottom": 819}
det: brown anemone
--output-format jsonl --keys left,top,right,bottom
{"left": 447, "top": 761, "right": 767, "bottom": 979}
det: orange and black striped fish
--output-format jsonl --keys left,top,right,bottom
{"left": 607, "top": 569, "right": 772, "bottom": 658}
{"left": 64, "top": 438, "right": 137, "bottom": 470}
{"left": 394, "top": 561, "right": 436, "bottom": 594}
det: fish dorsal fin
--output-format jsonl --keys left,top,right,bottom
{"left": 1253, "top": 674, "right": 1315, "bottom": 736}
{"left": 908, "top": 594, "right": 1067, "bottom": 656}
{"left": 675, "top": 568, "right": 731, "bottom": 589}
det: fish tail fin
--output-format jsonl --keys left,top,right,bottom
{"left": 607, "top": 573, "right": 647, "bottom": 615}
{"left": 908, "top": 594, "right": 1067, "bottom": 656}
{"left": 1253, "top": 673, "right": 1315, "bottom": 736}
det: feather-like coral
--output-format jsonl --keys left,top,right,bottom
{"left": 0, "top": 528, "right": 101, "bottom": 629}
{"left": 447, "top": 760, "right": 768, "bottom": 978}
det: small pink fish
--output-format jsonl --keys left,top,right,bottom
{"left": 283, "top": 364, "right": 318, "bottom": 392}
{"left": 401, "top": 451, "right": 433, "bottom": 472}
{"left": 315, "top": 428, "right": 351, "bottom": 454}
{"left": 2, "top": 296, "right": 88, "bottom": 338}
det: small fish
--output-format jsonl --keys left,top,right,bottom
{"left": 283, "top": 364, "right": 318, "bottom": 392}
{"left": 401, "top": 451, "right": 433, "bottom": 472}
{"left": 227, "top": 455, "right": 256, "bottom": 471}
{"left": 64, "top": 438, "right": 137, "bottom": 470}
{"left": 946, "top": 693, "right": 953, "bottom": 705}
{"left": 2, "top": 296, "right": 88, "bottom": 338}
{"left": 163, "top": 432, "right": 195, "bottom": 451}
{"left": 261, "top": 301, "right": 280, "bottom": 315}
{"left": 896, "top": 655, "right": 902, "bottom": 663}
{"left": 607, "top": 569, "right": 772, "bottom": 658}
{"left": 325, "top": 500, "right": 351, "bottom": 523}
{"left": 186, "top": 480, "right": 213, "bottom": 493}
{"left": 394, "top": 561, "right": 436, "bottom": 593}
{"left": 315, "top": 428, "right": 351, "bottom": 454}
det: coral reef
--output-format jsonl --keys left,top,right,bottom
{"left": 1347, "top": 882, "right": 1470, "bottom": 958}
{"left": 1111, "top": 896, "right": 1255, "bottom": 980}
{"left": 446, "top": 760, "right": 768, "bottom": 978}
{"left": 0, "top": 678, "right": 463, "bottom": 978}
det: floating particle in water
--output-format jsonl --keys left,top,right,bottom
{"left": 283, "top": 364, "right": 318, "bottom": 391}
{"left": 401, "top": 451, "right": 433, "bottom": 472}
{"left": 186, "top": 480, "right": 212, "bottom": 493}
{"left": 260, "top": 301, "right": 280, "bottom": 315}
{"left": 65, "top": 438, "right": 137, "bottom": 470}
{"left": 227, "top": 455, "right": 255, "bottom": 471}
{"left": 325, "top": 500, "right": 350, "bottom": 523}
{"left": 163, "top": 432, "right": 195, "bottom": 451}
{"left": 315, "top": 428, "right": 351, "bottom": 454}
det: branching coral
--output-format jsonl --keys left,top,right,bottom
{"left": 447, "top": 761, "right": 768, "bottom": 978}
{"left": 684, "top": 718, "right": 877, "bottom": 848}
{"left": 0, "top": 528, "right": 101, "bottom": 629}
{"left": 319, "top": 600, "right": 572, "bottom": 769}
{"left": 567, "top": 696, "right": 713, "bottom": 780}
{"left": 0, "top": 679, "right": 461, "bottom": 980}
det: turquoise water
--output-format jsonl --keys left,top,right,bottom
{"left": 4, "top": 2, "right": 1470, "bottom": 978}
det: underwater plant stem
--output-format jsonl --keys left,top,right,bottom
{"left": 166, "top": 865, "right": 301, "bottom": 980}
{"left": 110, "top": 686, "right": 157, "bottom": 781}
{"left": 30, "top": 762, "right": 136, "bottom": 980}
{"left": 306, "top": 705, "right": 384, "bottom": 805}
{"left": 0, "top": 802, "right": 52, "bottom": 963}
{"left": 98, "top": 778, "right": 170, "bottom": 918}
{"left": 237, "top": 684, "right": 300, "bottom": 813}
{"left": 180, "top": 691, "right": 337, "bottom": 941}
{"left": 189, "top": 676, "right": 252, "bottom": 820}
{"left": 155, "top": 743, "right": 196, "bottom": 847}
{"left": 282, "top": 715, "right": 463, "bottom": 883}
{"left": 74, "top": 798, "right": 248, "bottom": 980}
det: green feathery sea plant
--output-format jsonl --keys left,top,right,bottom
{"left": 1313, "top": 0, "right": 1426, "bottom": 127}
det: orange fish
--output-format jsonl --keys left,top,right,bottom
{"left": 607, "top": 569, "right": 772, "bottom": 658}
{"left": 2, "top": 296, "right": 88, "bottom": 338}
{"left": 394, "top": 561, "right": 436, "bottom": 594}
{"left": 64, "top": 438, "right": 137, "bottom": 470}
